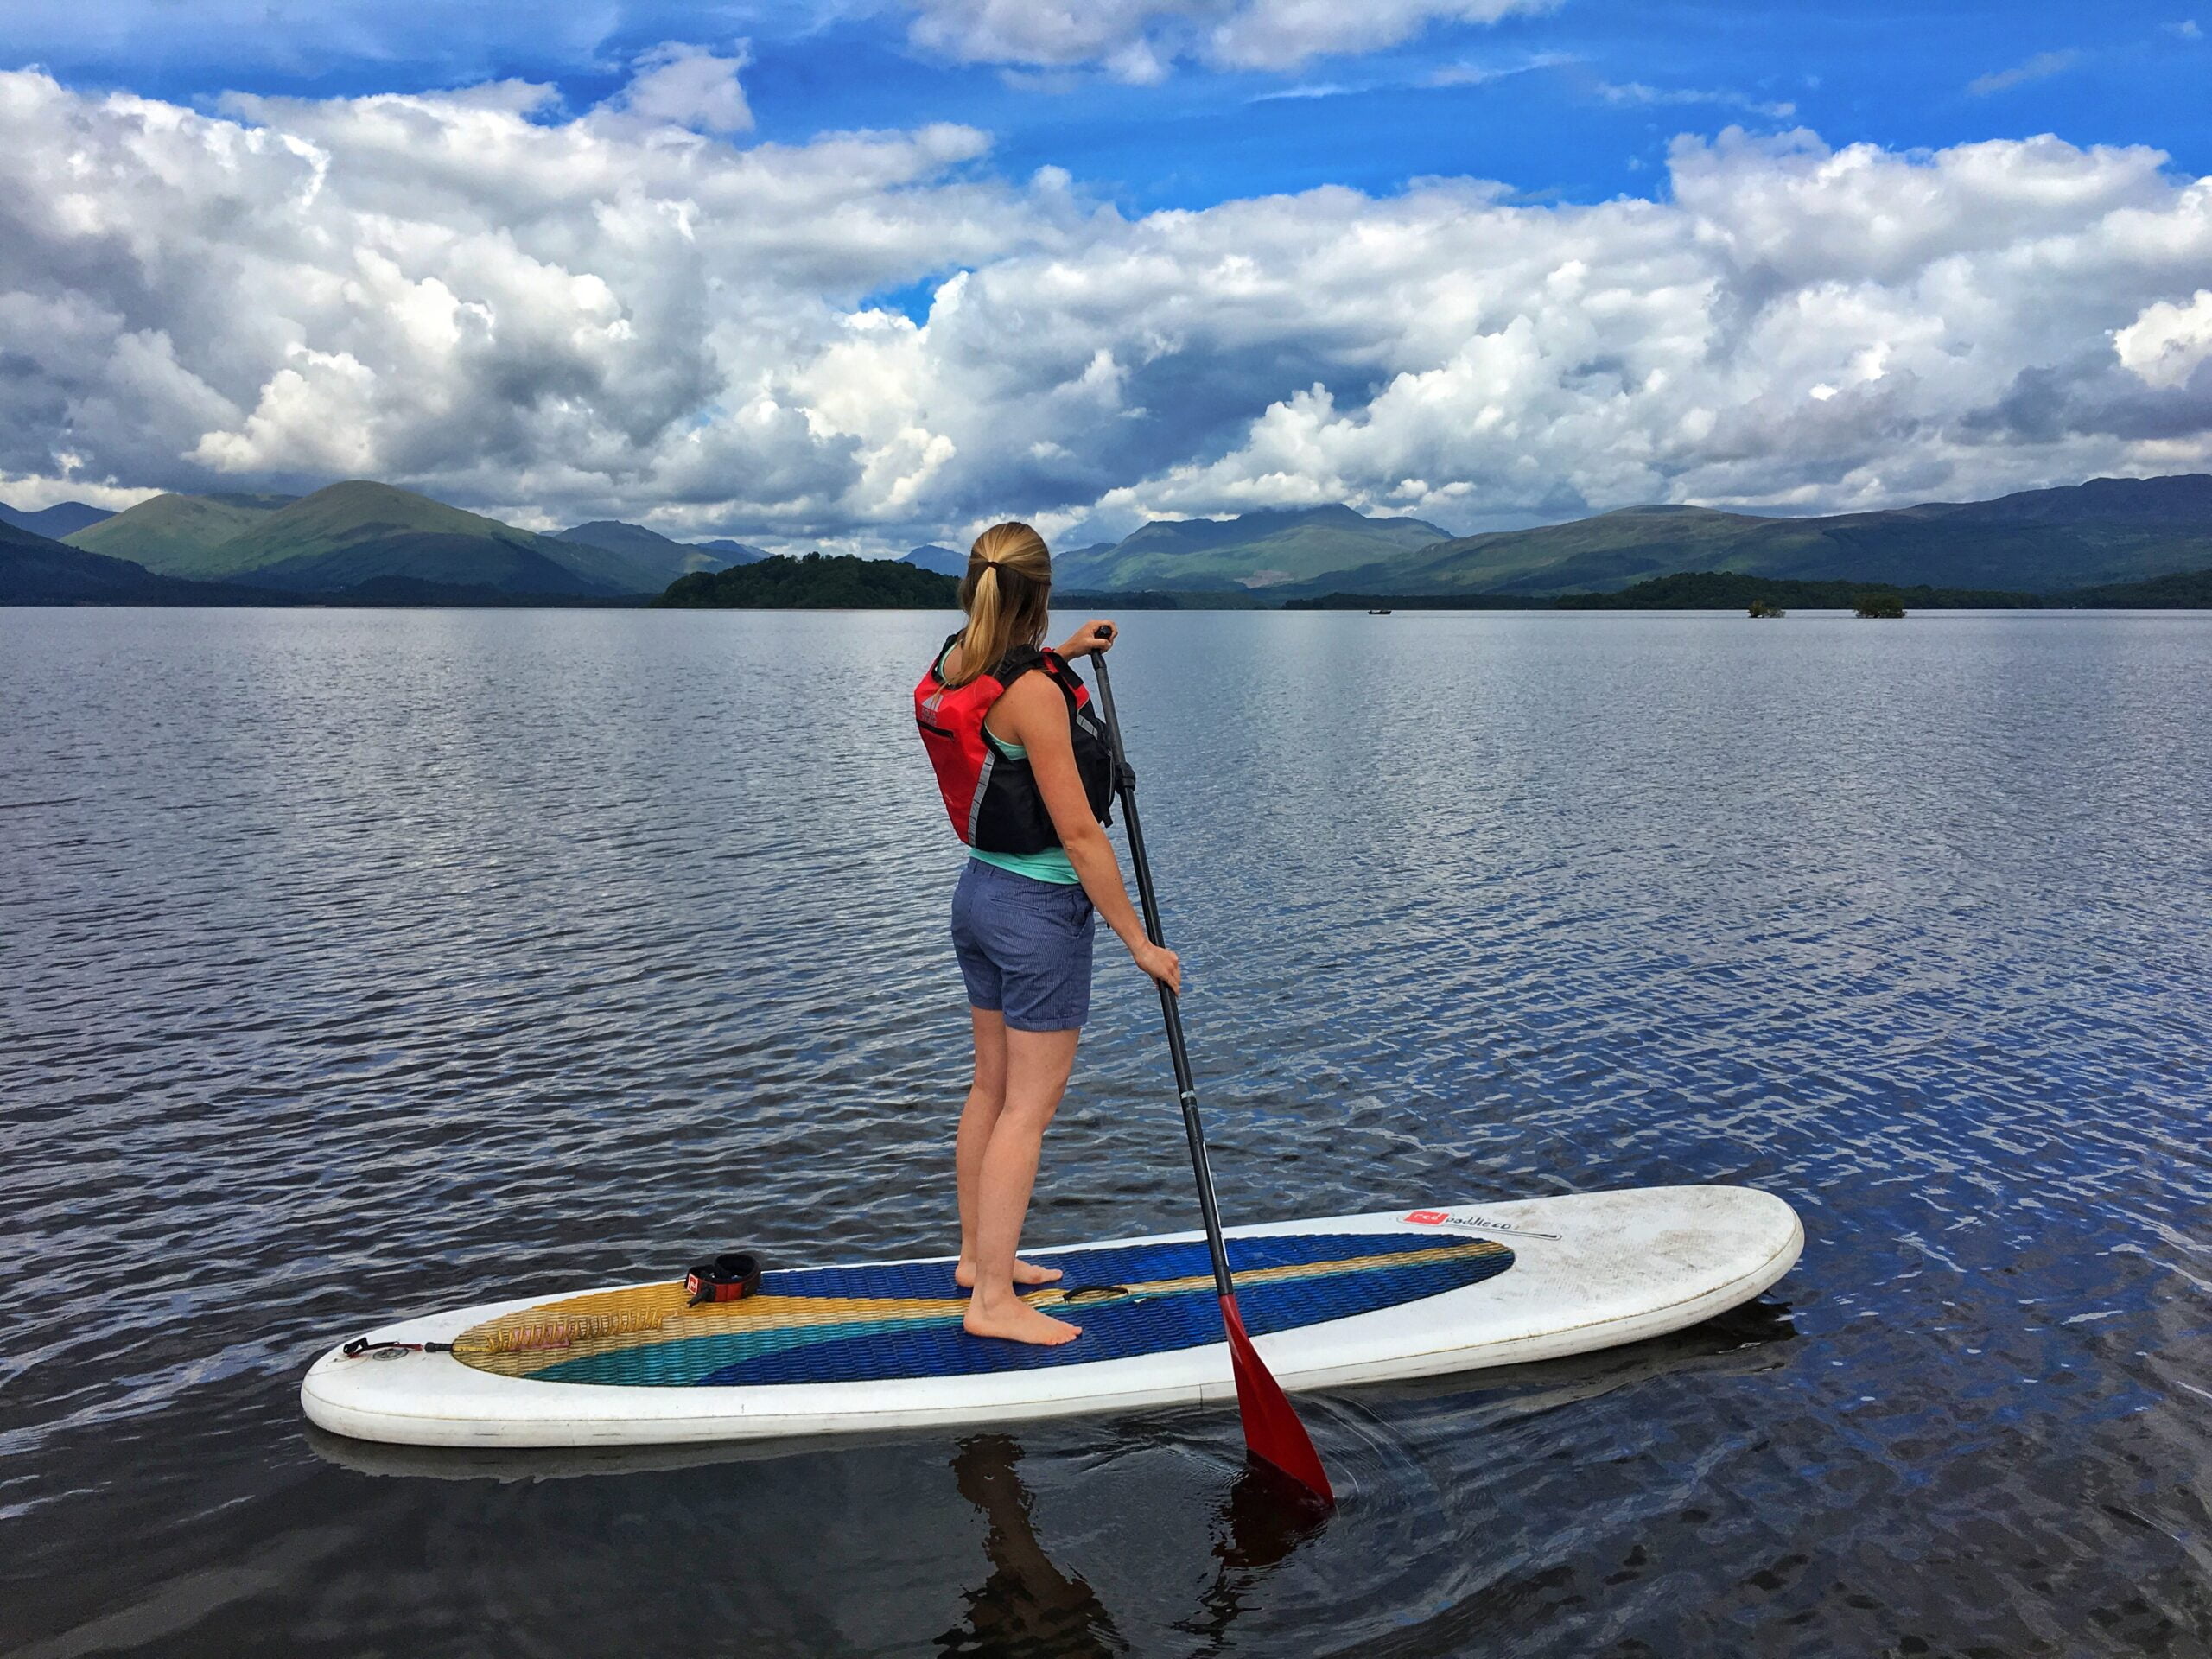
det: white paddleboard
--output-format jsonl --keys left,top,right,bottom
{"left": 301, "top": 1185, "right": 1802, "bottom": 1449}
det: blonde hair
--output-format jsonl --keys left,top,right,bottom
{"left": 944, "top": 521, "right": 1052, "bottom": 688}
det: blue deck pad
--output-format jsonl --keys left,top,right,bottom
{"left": 759, "top": 1230, "right": 1459, "bottom": 1304}
{"left": 537, "top": 1233, "right": 1513, "bottom": 1389}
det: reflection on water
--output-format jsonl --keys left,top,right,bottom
{"left": 935, "top": 1433, "right": 1333, "bottom": 1659}
{"left": 938, "top": 1435, "right": 1128, "bottom": 1657}
{"left": 1182, "top": 1462, "right": 1335, "bottom": 1653}
{"left": 4, "top": 606, "right": 2210, "bottom": 1656}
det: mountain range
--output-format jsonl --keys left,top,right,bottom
{"left": 1053, "top": 503, "right": 1452, "bottom": 592}
{"left": 891, "top": 505, "right": 1452, "bottom": 592}
{"left": 38, "top": 482, "right": 753, "bottom": 598}
{"left": 0, "top": 499, "right": 117, "bottom": 539}
{"left": 553, "top": 520, "right": 763, "bottom": 580}
{"left": 1302, "top": 474, "right": 2212, "bottom": 598}
{"left": 901, "top": 543, "right": 968, "bottom": 577}
{"left": 9, "top": 473, "right": 2212, "bottom": 607}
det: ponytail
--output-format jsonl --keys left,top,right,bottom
{"left": 945, "top": 522, "right": 1052, "bottom": 687}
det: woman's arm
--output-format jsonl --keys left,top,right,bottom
{"left": 995, "top": 672, "right": 1181, "bottom": 994}
{"left": 1054, "top": 619, "right": 1116, "bottom": 658}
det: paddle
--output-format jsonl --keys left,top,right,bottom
{"left": 1087, "top": 648, "right": 1335, "bottom": 1509}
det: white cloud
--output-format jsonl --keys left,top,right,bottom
{"left": 1596, "top": 80, "right": 1796, "bottom": 120}
{"left": 1208, "top": 0, "right": 1560, "bottom": 72}
{"left": 1247, "top": 82, "right": 1357, "bottom": 103}
{"left": 902, "top": 0, "right": 1557, "bottom": 79}
{"left": 2114, "top": 289, "right": 2212, "bottom": 388}
{"left": 3, "top": 67, "right": 2212, "bottom": 548}
{"left": 605, "top": 43, "right": 756, "bottom": 135}
{"left": 1967, "top": 50, "right": 2080, "bottom": 97}
{"left": 0, "top": 466, "right": 162, "bottom": 513}
{"left": 1423, "top": 51, "right": 1576, "bottom": 88}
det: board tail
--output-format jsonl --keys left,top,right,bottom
{"left": 1220, "top": 1294, "right": 1333, "bottom": 1506}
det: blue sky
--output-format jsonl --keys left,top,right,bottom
{"left": 3, "top": 2, "right": 2210, "bottom": 546}
{"left": 14, "top": 1, "right": 2206, "bottom": 212}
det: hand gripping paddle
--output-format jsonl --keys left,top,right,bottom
{"left": 1087, "top": 648, "right": 1334, "bottom": 1509}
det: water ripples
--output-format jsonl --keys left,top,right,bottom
{"left": 3, "top": 606, "right": 2208, "bottom": 1655}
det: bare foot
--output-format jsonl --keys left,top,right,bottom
{"left": 955, "top": 1256, "right": 1064, "bottom": 1290}
{"left": 963, "top": 1298, "right": 1083, "bottom": 1346}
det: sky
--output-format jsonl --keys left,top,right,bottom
{"left": 2, "top": 1, "right": 2209, "bottom": 550}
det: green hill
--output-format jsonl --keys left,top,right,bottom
{"left": 654, "top": 553, "right": 959, "bottom": 608}
{"left": 199, "top": 480, "right": 532, "bottom": 572}
{"left": 64, "top": 493, "right": 288, "bottom": 571}
{"left": 55, "top": 482, "right": 776, "bottom": 597}
{"left": 255, "top": 535, "right": 614, "bottom": 596}
{"left": 1052, "top": 505, "right": 1453, "bottom": 592}
{"left": 1299, "top": 474, "right": 2212, "bottom": 598}
{"left": 1, "top": 519, "right": 269, "bottom": 604}
{"left": 1291, "top": 505, "right": 1755, "bottom": 597}
{"left": 181, "top": 481, "right": 632, "bottom": 595}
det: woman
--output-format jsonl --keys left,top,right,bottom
{"left": 915, "top": 521, "right": 1181, "bottom": 1347}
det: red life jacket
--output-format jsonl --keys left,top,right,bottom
{"left": 915, "top": 633, "right": 1116, "bottom": 854}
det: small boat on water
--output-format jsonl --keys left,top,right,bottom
{"left": 1368, "top": 607, "right": 1393, "bottom": 615}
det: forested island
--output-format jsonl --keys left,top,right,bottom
{"left": 646, "top": 554, "right": 1273, "bottom": 610}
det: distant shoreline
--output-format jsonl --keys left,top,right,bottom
{"left": 11, "top": 549, "right": 2212, "bottom": 613}
{"left": 16, "top": 471, "right": 2212, "bottom": 611}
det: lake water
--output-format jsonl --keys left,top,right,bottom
{"left": 3, "top": 606, "right": 2208, "bottom": 1657}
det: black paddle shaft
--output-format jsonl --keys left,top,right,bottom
{"left": 1087, "top": 652, "right": 1237, "bottom": 1303}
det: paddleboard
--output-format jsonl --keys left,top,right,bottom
{"left": 300, "top": 1185, "right": 1802, "bottom": 1448}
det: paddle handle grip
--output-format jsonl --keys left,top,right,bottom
{"left": 1090, "top": 653, "right": 1236, "bottom": 1304}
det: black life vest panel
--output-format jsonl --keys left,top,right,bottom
{"left": 915, "top": 634, "right": 1115, "bottom": 854}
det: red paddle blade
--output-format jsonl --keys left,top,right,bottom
{"left": 1218, "top": 1294, "right": 1334, "bottom": 1507}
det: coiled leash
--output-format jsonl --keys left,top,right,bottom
{"left": 685, "top": 1250, "right": 763, "bottom": 1306}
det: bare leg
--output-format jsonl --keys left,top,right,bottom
{"left": 956, "top": 1008, "right": 1063, "bottom": 1289}
{"left": 963, "top": 1025, "right": 1084, "bottom": 1345}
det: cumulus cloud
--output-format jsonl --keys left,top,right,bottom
{"left": 2114, "top": 290, "right": 2212, "bottom": 388}
{"left": 3, "top": 65, "right": 2211, "bottom": 548}
{"left": 902, "top": 0, "right": 1556, "bottom": 80}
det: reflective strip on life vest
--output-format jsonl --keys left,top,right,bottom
{"left": 966, "top": 746, "right": 996, "bottom": 845}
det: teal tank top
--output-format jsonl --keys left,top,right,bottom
{"left": 969, "top": 730, "right": 1080, "bottom": 885}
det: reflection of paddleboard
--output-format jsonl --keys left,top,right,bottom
{"left": 301, "top": 1185, "right": 1802, "bottom": 1449}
